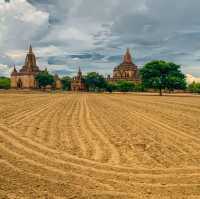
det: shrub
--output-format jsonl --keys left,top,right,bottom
{"left": 116, "top": 81, "right": 135, "bottom": 92}
{"left": 188, "top": 82, "right": 200, "bottom": 94}
{"left": 0, "top": 77, "right": 10, "bottom": 89}
{"left": 35, "top": 70, "right": 55, "bottom": 89}
{"left": 61, "top": 76, "right": 71, "bottom": 90}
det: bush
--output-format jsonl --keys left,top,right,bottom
{"left": 116, "top": 81, "right": 135, "bottom": 92}
{"left": 61, "top": 76, "right": 71, "bottom": 90}
{"left": 133, "top": 83, "right": 146, "bottom": 92}
{"left": 85, "top": 72, "right": 107, "bottom": 92}
{"left": 35, "top": 70, "right": 55, "bottom": 89}
{"left": 106, "top": 82, "right": 117, "bottom": 93}
{"left": 106, "top": 81, "right": 145, "bottom": 93}
{"left": 188, "top": 82, "right": 200, "bottom": 94}
{"left": 0, "top": 77, "right": 10, "bottom": 89}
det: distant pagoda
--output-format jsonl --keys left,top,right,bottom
{"left": 108, "top": 48, "right": 140, "bottom": 83}
{"left": 71, "top": 67, "right": 86, "bottom": 91}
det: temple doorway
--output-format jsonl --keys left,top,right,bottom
{"left": 17, "top": 79, "right": 23, "bottom": 89}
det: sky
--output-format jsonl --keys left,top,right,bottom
{"left": 0, "top": 0, "right": 200, "bottom": 77}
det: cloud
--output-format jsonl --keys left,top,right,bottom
{"left": 0, "top": 0, "right": 49, "bottom": 75}
{"left": 0, "top": 0, "right": 49, "bottom": 50}
{"left": 1, "top": 0, "right": 200, "bottom": 77}
{"left": 186, "top": 74, "right": 200, "bottom": 84}
{"left": 51, "top": 69, "right": 74, "bottom": 77}
{"left": 0, "top": 64, "right": 12, "bottom": 76}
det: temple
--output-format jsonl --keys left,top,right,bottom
{"left": 71, "top": 68, "right": 86, "bottom": 91}
{"left": 11, "top": 45, "right": 62, "bottom": 90}
{"left": 108, "top": 48, "right": 140, "bottom": 83}
{"left": 10, "top": 46, "right": 140, "bottom": 91}
{"left": 11, "top": 45, "right": 41, "bottom": 89}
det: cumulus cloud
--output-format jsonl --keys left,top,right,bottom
{"left": 0, "top": 64, "right": 12, "bottom": 76}
{"left": 0, "top": 0, "right": 49, "bottom": 75}
{"left": 0, "top": 0, "right": 49, "bottom": 50}
{"left": 0, "top": 0, "right": 200, "bottom": 77}
{"left": 186, "top": 74, "right": 200, "bottom": 84}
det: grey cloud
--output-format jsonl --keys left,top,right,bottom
{"left": 107, "top": 55, "right": 122, "bottom": 63}
{"left": 27, "top": 0, "right": 75, "bottom": 24}
{"left": 48, "top": 56, "right": 67, "bottom": 65}
{"left": 51, "top": 69, "right": 74, "bottom": 76}
{"left": 0, "top": 55, "right": 13, "bottom": 66}
{"left": 1, "top": 0, "right": 200, "bottom": 77}
{"left": 47, "top": 53, "right": 105, "bottom": 66}
{"left": 70, "top": 54, "right": 93, "bottom": 60}
{"left": 70, "top": 53, "right": 105, "bottom": 61}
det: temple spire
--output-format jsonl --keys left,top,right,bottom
{"left": 78, "top": 67, "right": 82, "bottom": 77}
{"left": 123, "top": 48, "right": 133, "bottom": 64}
{"left": 11, "top": 64, "right": 18, "bottom": 76}
{"left": 13, "top": 65, "right": 17, "bottom": 72}
{"left": 29, "top": 44, "right": 32, "bottom": 53}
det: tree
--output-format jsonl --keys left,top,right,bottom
{"left": 35, "top": 70, "right": 55, "bottom": 89}
{"left": 116, "top": 81, "right": 135, "bottom": 92}
{"left": 166, "top": 75, "right": 186, "bottom": 92}
{"left": 140, "top": 61, "right": 186, "bottom": 96}
{"left": 188, "top": 82, "right": 200, "bottom": 94}
{"left": 106, "top": 82, "right": 117, "bottom": 93}
{"left": 133, "top": 83, "right": 146, "bottom": 92}
{"left": 61, "top": 76, "right": 71, "bottom": 90}
{"left": 84, "top": 72, "right": 107, "bottom": 92}
{"left": 0, "top": 77, "right": 10, "bottom": 89}
{"left": 105, "top": 81, "right": 145, "bottom": 93}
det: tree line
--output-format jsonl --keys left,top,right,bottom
{"left": 42, "top": 60, "right": 200, "bottom": 95}
{"left": 1, "top": 60, "right": 200, "bottom": 95}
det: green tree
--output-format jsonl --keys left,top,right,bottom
{"left": 116, "top": 81, "right": 135, "bottom": 92}
{"left": 140, "top": 61, "right": 186, "bottom": 96}
{"left": 0, "top": 77, "right": 10, "bottom": 89}
{"left": 166, "top": 75, "right": 186, "bottom": 92}
{"left": 61, "top": 76, "right": 71, "bottom": 90}
{"left": 35, "top": 70, "right": 55, "bottom": 89}
{"left": 106, "top": 81, "right": 144, "bottom": 93}
{"left": 188, "top": 82, "right": 200, "bottom": 94}
{"left": 133, "top": 83, "right": 146, "bottom": 92}
{"left": 85, "top": 72, "right": 107, "bottom": 92}
{"left": 106, "top": 82, "right": 117, "bottom": 93}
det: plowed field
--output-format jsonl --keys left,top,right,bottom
{"left": 0, "top": 92, "right": 200, "bottom": 199}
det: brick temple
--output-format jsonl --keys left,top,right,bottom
{"left": 71, "top": 67, "right": 86, "bottom": 91}
{"left": 11, "top": 45, "right": 62, "bottom": 90}
{"left": 108, "top": 48, "right": 140, "bottom": 83}
{"left": 11, "top": 45, "right": 41, "bottom": 89}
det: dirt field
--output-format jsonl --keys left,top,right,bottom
{"left": 0, "top": 92, "right": 200, "bottom": 199}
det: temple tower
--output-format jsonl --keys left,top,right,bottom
{"left": 11, "top": 45, "right": 41, "bottom": 89}
{"left": 109, "top": 48, "right": 140, "bottom": 83}
{"left": 71, "top": 67, "right": 86, "bottom": 91}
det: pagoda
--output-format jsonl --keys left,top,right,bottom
{"left": 71, "top": 67, "right": 86, "bottom": 91}
{"left": 108, "top": 48, "right": 140, "bottom": 83}
{"left": 11, "top": 45, "right": 41, "bottom": 89}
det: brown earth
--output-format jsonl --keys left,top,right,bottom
{"left": 0, "top": 92, "right": 200, "bottom": 199}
